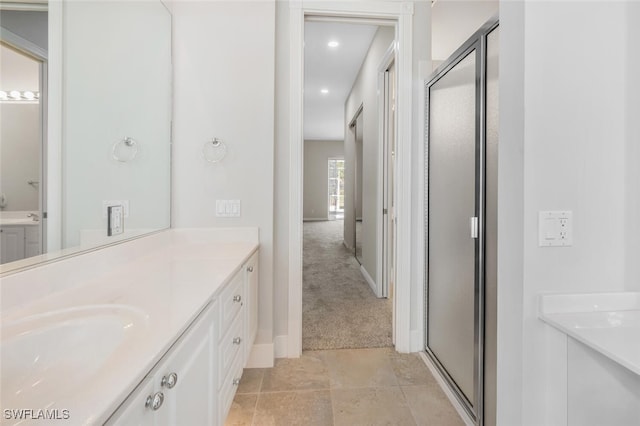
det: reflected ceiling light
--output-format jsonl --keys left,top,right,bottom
{"left": 321, "top": 88, "right": 329, "bottom": 94}
{"left": 327, "top": 41, "right": 339, "bottom": 48}
{"left": 0, "top": 90, "right": 40, "bottom": 102}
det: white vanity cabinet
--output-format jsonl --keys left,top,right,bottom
{"left": 106, "top": 248, "right": 259, "bottom": 426}
{"left": 107, "top": 301, "right": 218, "bottom": 426}
{"left": 0, "top": 226, "right": 25, "bottom": 263}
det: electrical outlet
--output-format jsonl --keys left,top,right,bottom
{"left": 108, "top": 205, "right": 124, "bottom": 236}
{"left": 538, "top": 211, "right": 572, "bottom": 247}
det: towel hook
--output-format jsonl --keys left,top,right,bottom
{"left": 203, "top": 137, "right": 227, "bottom": 163}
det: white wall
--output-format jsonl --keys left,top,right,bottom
{"left": 626, "top": 2, "right": 640, "bottom": 291}
{"left": 344, "top": 26, "right": 394, "bottom": 284}
{"left": 499, "top": 2, "right": 631, "bottom": 424}
{"left": 63, "top": 1, "right": 171, "bottom": 248}
{"left": 303, "top": 140, "right": 343, "bottom": 221}
{"left": 0, "top": 104, "right": 40, "bottom": 211}
{"left": 171, "top": 1, "right": 276, "bottom": 349}
{"left": 431, "top": 0, "right": 498, "bottom": 65}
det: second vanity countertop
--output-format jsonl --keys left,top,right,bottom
{"left": 0, "top": 228, "right": 259, "bottom": 425}
{"left": 539, "top": 291, "right": 640, "bottom": 376}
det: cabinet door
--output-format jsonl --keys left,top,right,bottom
{"left": 0, "top": 227, "right": 25, "bottom": 263}
{"left": 105, "top": 378, "right": 156, "bottom": 426}
{"left": 244, "top": 251, "right": 259, "bottom": 363}
{"left": 158, "top": 301, "right": 218, "bottom": 426}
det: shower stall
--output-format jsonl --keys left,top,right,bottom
{"left": 424, "top": 18, "right": 499, "bottom": 426}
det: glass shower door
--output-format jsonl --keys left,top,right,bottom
{"left": 426, "top": 47, "right": 479, "bottom": 409}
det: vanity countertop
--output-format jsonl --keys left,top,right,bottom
{"left": 0, "top": 228, "right": 259, "bottom": 425}
{"left": 539, "top": 292, "right": 640, "bottom": 376}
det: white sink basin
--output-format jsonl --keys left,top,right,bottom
{"left": 1, "top": 305, "right": 148, "bottom": 409}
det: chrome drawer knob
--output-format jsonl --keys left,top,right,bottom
{"left": 233, "top": 295, "right": 242, "bottom": 303}
{"left": 145, "top": 392, "right": 164, "bottom": 411}
{"left": 246, "top": 266, "right": 254, "bottom": 272}
{"left": 161, "top": 372, "right": 178, "bottom": 389}
{"left": 232, "top": 378, "right": 241, "bottom": 386}
{"left": 233, "top": 337, "right": 242, "bottom": 345}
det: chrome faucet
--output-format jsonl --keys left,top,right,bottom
{"left": 27, "top": 213, "right": 39, "bottom": 221}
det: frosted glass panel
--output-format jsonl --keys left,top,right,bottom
{"left": 427, "top": 50, "right": 477, "bottom": 405}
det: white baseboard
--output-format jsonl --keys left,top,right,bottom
{"left": 410, "top": 329, "right": 424, "bottom": 352}
{"left": 274, "top": 335, "right": 289, "bottom": 358}
{"left": 303, "top": 217, "right": 328, "bottom": 222}
{"left": 360, "top": 265, "right": 377, "bottom": 296}
{"left": 246, "top": 343, "right": 274, "bottom": 368}
{"left": 418, "top": 352, "right": 474, "bottom": 426}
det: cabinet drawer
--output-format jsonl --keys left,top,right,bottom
{"left": 218, "top": 312, "right": 244, "bottom": 389}
{"left": 219, "top": 353, "right": 243, "bottom": 426}
{"left": 219, "top": 271, "right": 244, "bottom": 336}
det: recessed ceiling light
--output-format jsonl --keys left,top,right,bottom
{"left": 321, "top": 88, "right": 329, "bottom": 94}
{"left": 327, "top": 41, "right": 339, "bottom": 48}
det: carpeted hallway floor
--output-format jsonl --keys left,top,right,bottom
{"left": 303, "top": 220, "right": 393, "bottom": 350}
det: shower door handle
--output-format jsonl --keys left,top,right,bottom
{"left": 470, "top": 217, "right": 479, "bottom": 239}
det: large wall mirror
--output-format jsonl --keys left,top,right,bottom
{"left": 0, "top": 1, "right": 172, "bottom": 273}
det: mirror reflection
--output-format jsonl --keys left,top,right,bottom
{"left": 0, "top": 1, "right": 172, "bottom": 270}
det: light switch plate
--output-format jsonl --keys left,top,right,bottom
{"left": 539, "top": 211, "right": 572, "bottom": 247}
{"left": 108, "top": 205, "right": 124, "bottom": 236}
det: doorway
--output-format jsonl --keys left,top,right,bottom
{"left": 301, "top": 19, "right": 395, "bottom": 351}
{"left": 327, "top": 158, "right": 344, "bottom": 220}
{"left": 0, "top": 27, "right": 47, "bottom": 264}
{"left": 289, "top": 2, "right": 415, "bottom": 357}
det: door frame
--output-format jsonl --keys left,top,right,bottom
{"left": 288, "top": 1, "right": 415, "bottom": 356}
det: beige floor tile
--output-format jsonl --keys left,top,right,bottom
{"left": 402, "top": 384, "right": 465, "bottom": 426}
{"left": 261, "top": 352, "right": 330, "bottom": 392}
{"left": 225, "top": 394, "right": 257, "bottom": 426}
{"left": 238, "top": 368, "right": 265, "bottom": 394}
{"left": 389, "top": 352, "right": 438, "bottom": 386}
{"left": 319, "top": 348, "right": 398, "bottom": 389}
{"left": 332, "top": 386, "right": 416, "bottom": 426}
{"left": 253, "top": 390, "right": 333, "bottom": 426}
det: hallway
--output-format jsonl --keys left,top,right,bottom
{"left": 302, "top": 220, "right": 392, "bottom": 350}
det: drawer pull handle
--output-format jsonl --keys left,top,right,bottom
{"left": 233, "top": 378, "right": 241, "bottom": 386}
{"left": 233, "top": 337, "right": 242, "bottom": 345}
{"left": 233, "top": 295, "right": 242, "bottom": 303}
{"left": 145, "top": 392, "right": 164, "bottom": 411}
{"left": 161, "top": 372, "right": 178, "bottom": 389}
{"left": 246, "top": 266, "right": 254, "bottom": 272}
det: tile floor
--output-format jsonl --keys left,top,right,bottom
{"left": 225, "top": 348, "right": 465, "bottom": 426}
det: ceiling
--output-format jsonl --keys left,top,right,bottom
{"left": 304, "top": 21, "right": 378, "bottom": 141}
